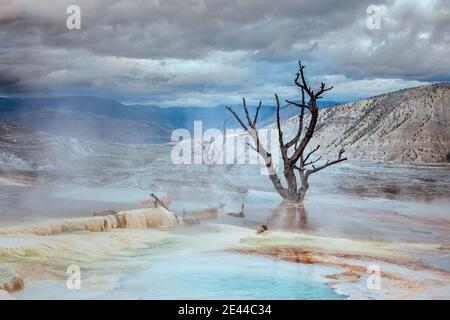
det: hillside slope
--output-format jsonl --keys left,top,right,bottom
{"left": 280, "top": 83, "right": 450, "bottom": 163}
{"left": 0, "top": 122, "right": 92, "bottom": 170}
{"left": 0, "top": 96, "right": 336, "bottom": 143}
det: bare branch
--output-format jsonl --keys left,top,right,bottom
{"left": 304, "top": 156, "right": 322, "bottom": 166}
{"left": 253, "top": 101, "right": 262, "bottom": 125}
{"left": 294, "top": 61, "right": 312, "bottom": 95}
{"left": 285, "top": 105, "right": 307, "bottom": 149}
{"left": 295, "top": 101, "right": 306, "bottom": 150}
{"left": 242, "top": 98, "right": 253, "bottom": 128}
{"left": 306, "top": 158, "right": 347, "bottom": 176}
{"left": 226, "top": 106, "right": 248, "bottom": 131}
{"left": 246, "top": 142, "right": 257, "bottom": 152}
{"left": 275, "top": 93, "right": 284, "bottom": 148}
{"left": 285, "top": 99, "right": 309, "bottom": 109}
{"left": 289, "top": 106, "right": 318, "bottom": 164}
{"left": 306, "top": 149, "right": 347, "bottom": 176}
{"left": 301, "top": 88, "right": 305, "bottom": 106}
{"left": 302, "top": 145, "right": 320, "bottom": 165}
{"left": 315, "top": 82, "right": 334, "bottom": 99}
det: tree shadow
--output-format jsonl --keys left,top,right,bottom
{"left": 267, "top": 201, "right": 310, "bottom": 230}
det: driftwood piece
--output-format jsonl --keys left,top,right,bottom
{"left": 227, "top": 203, "right": 245, "bottom": 218}
{"left": 138, "top": 193, "right": 172, "bottom": 208}
{"left": 150, "top": 193, "right": 170, "bottom": 210}
{"left": 257, "top": 224, "right": 269, "bottom": 235}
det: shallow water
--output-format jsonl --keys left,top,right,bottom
{"left": 5, "top": 223, "right": 344, "bottom": 300}
{"left": 14, "top": 252, "right": 343, "bottom": 300}
{"left": 1, "top": 143, "right": 449, "bottom": 299}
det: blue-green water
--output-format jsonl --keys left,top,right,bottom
{"left": 114, "top": 252, "right": 345, "bottom": 299}
{"left": 14, "top": 251, "right": 344, "bottom": 300}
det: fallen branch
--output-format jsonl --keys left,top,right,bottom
{"left": 150, "top": 193, "right": 170, "bottom": 210}
{"left": 227, "top": 203, "right": 245, "bottom": 218}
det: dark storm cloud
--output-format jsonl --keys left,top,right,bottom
{"left": 316, "top": 0, "right": 450, "bottom": 81}
{"left": 1, "top": 0, "right": 377, "bottom": 59}
{"left": 0, "top": 0, "right": 448, "bottom": 105}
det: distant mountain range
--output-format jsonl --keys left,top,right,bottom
{"left": 280, "top": 83, "right": 450, "bottom": 163}
{"left": 0, "top": 96, "right": 338, "bottom": 143}
{"left": 1, "top": 83, "right": 449, "bottom": 164}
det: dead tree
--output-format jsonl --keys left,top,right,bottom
{"left": 199, "top": 136, "right": 216, "bottom": 167}
{"left": 226, "top": 61, "right": 347, "bottom": 202}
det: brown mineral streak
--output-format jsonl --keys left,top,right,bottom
{"left": 230, "top": 245, "right": 450, "bottom": 299}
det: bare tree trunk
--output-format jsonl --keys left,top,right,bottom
{"left": 226, "top": 61, "right": 347, "bottom": 203}
{"left": 298, "top": 169, "right": 309, "bottom": 202}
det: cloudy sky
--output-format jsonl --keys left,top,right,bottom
{"left": 0, "top": 0, "right": 449, "bottom": 106}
